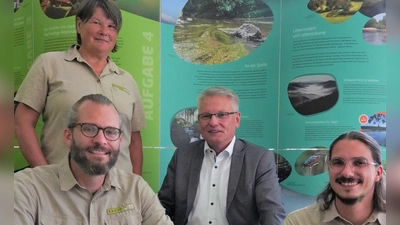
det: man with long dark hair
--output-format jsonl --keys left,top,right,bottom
{"left": 283, "top": 131, "right": 386, "bottom": 225}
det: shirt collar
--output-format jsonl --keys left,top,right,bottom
{"left": 323, "top": 201, "right": 386, "bottom": 224}
{"left": 58, "top": 154, "right": 121, "bottom": 192}
{"left": 203, "top": 135, "right": 236, "bottom": 157}
{"left": 58, "top": 155, "right": 77, "bottom": 191}
{"left": 64, "top": 45, "right": 122, "bottom": 75}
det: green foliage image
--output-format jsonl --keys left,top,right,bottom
{"left": 173, "top": 0, "right": 274, "bottom": 65}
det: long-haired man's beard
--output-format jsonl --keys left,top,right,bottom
{"left": 70, "top": 140, "right": 119, "bottom": 175}
{"left": 335, "top": 176, "right": 365, "bottom": 205}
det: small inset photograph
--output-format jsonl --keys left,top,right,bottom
{"left": 359, "top": 0, "right": 386, "bottom": 18}
{"left": 14, "top": 0, "right": 23, "bottom": 12}
{"left": 41, "top": 0, "right": 134, "bottom": 19}
{"left": 173, "top": 0, "right": 274, "bottom": 65}
{"left": 287, "top": 74, "right": 339, "bottom": 116}
{"left": 170, "top": 107, "right": 202, "bottom": 148}
{"left": 362, "top": 13, "right": 386, "bottom": 45}
{"left": 274, "top": 153, "right": 292, "bottom": 183}
{"left": 40, "top": 0, "right": 83, "bottom": 19}
{"left": 307, "top": 0, "right": 363, "bottom": 24}
{"left": 360, "top": 112, "right": 386, "bottom": 147}
{"left": 295, "top": 148, "right": 329, "bottom": 176}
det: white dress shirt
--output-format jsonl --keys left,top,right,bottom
{"left": 187, "top": 136, "right": 236, "bottom": 225}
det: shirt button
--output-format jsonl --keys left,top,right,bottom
{"left": 211, "top": 202, "right": 214, "bottom": 205}
{"left": 97, "top": 79, "right": 100, "bottom": 83}
{"left": 212, "top": 184, "right": 216, "bottom": 187}
{"left": 214, "top": 166, "right": 217, "bottom": 169}
{"left": 209, "top": 221, "right": 212, "bottom": 224}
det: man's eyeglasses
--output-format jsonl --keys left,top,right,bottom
{"left": 198, "top": 112, "right": 237, "bottom": 121}
{"left": 69, "top": 123, "right": 122, "bottom": 141}
{"left": 327, "top": 157, "right": 379, "bottom": 173}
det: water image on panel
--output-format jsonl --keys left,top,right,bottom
{"left": 295, "top": 148, "right": 329, "bottom": 176}
{"left": 307, "top": 0, "right": 363, "bottom": 24}
{"left": 362, "top": 13, "right": 386, "bottom": 45}
{"left": 173, "top": 0, "right": 274, "bottom": 65}
{"left": 361, "top": 112, "right": 386, "bottom": 147}
{"left": 170, "top": 107, "right": 202, "bottom": 148}
{"left": 287, "top": 74, "right": 339, "bottom": 116}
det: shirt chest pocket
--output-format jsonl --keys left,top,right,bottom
{"left": 104, "top": 210, "right": 142, "bottom": 225}
{"left": 40, "top": 214, "right": 83, "bottom": 225}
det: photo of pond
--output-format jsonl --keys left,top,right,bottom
{"left": 361, "top": 112, "right": 386, "bottom": 147}
{"left": 173, "top": 0, "right": 274, "bottom": 65}
{"left": 362, "top": 13, "right": 386, "bottom": 45}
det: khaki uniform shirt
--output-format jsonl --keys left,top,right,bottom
{"left": 15, "top": 45, "right": 146, "bottom": 172}
{"left": 283, "top": 202, "right": 385, "bottom": 225}
{"left": 14, "top": 156, "right": 173, "bottom": 225}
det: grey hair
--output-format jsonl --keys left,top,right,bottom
{"left": 197, "top": 86, "right": 239, "bottom": 111}
{"left": 76, "top": 0, "right": 122, "bottom": 52}
{"left": 317, "top": 130, "right": 386, "bottom": 212}
{"left": 66, "top": 94, "right": 121, "bottom": 128}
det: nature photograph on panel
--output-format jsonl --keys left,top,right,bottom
{"left": 40, "top": 0, "right": 87, "bottom": 19}
{"left": 287, "top": 74, "right": 339, "bottom": 116}
{"left": 295, "top": 148, "right": 329, "bottom": 176}
{"left": 307, "top": 0, "right": 364, "bottom": 24}
{"left": 14, "top": 0, "right": 23, "bottom": 12}
{"left": 170, "top": 107, "right": 201, "bottom": 148}
{"left": 360, "top": 112, "right": 386, "bottom": 147}
{"left": 274, "top": 153, "right": 292, "bottom": 183}
{"left": 362, "top": 13, "right": 386, "bottom": 45}
{"left": 173, "top": 0, "right": 274, "bottom": 65}
{"left": 358, "top": 0, "right": 385, "bottom": 18}
{"left": 40, "top": 0, "right": 159, "bottom": 20}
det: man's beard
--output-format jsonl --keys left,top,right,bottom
{"left": 335, "top": 177, "right": 365, "bottom": 205}
{"left": 336, "top": 194, "right": 362, "bottom": 205}
{"left": 70, "top": 139, "right": 119, "bottom": 175}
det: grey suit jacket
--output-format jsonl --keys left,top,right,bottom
{"left": 158, "top": 138, "right": 286, "bottom": 225}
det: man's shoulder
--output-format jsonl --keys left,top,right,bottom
{"left": 14, "top": 165, "right": 58, "bottom": 185}
{"left": 235, "top": 138, "right": 271, "bottom": 155}
{"left": 38, "top": 50, "right": 67, "bottom": 59}
{"left": 237, "top": 138, "right": 267, "bottom": 149}
{"left": 177, "top": 139, "right": 205, "bottom": 151}
{"left": 111, "top": 168, "right": 142, "bottom": 178}
{"left": 286, "top": 203, "right": 322, "bottom": 220}
{"left": 290, "top": 203, "right": 321, "bottom": 214}
{"left": 110, "top": 168, "right": 147, "bottom": 186}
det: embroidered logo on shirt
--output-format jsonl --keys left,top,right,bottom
{"left": 107, "top": 204, "right": 134, "bottom": 215}
{"left": 112, "top": 83, "right": 130, "bottom": 95}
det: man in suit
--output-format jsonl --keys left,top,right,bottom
{"left": 158, "top": 86, "right": 285, "bottom": 225}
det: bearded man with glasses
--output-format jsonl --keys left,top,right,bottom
{"left": 158, "top": 86, "right": 285, "bottom": 225}
{"left": 14, "top": 94, "right": 173, "bottom": 225}
{"left": 283, "top": 131, "right": 386, "bottom": 225}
